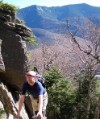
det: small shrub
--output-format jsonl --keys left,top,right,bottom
{"left": 0, "top": 108, "right": 5, "bottom": 119}
{"left": 0, "top": 1, "right": 18, "bottom": 13}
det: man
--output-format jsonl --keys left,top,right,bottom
{"left": 17, "top": 71, "right": 48, "bottom": 119}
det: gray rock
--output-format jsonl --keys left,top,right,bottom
{"left": 0, "top": 9, "right": 34, "bottom": 119}
{"left": 0, "top": 39, "right": 5, "bottom": 72}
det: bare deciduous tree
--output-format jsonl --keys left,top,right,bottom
{"left": 66, "top": 19, "right": 100, "bottom": 119}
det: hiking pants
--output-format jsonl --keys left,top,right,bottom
{"left": 30, "top": 92, "right": 48, "bottom": 115}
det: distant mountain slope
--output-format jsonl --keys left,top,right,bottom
{"left": 17, "top": 4, "right": 100, "bottom": 75}
{"left": 17, "top": 3, "right": 100, "bottom": 43}
{"left": 32, "top": 28, "right": 65, "bottom": 44}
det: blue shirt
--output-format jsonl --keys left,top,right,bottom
{"left": 22, "top": 81, "right": 46, "bottom": 99}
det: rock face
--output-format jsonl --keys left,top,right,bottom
{"left": 0, "top": 39, "right": 5, "bottom": 72}
{"left": 0, "top": 5, "right": 33, "bottom": 119}
{"left": 0, "top": 23, "right": 27, "bottom": 90}
{"left": 0, "top": 6, "right": 31, "bottom": 90}
{"left": 0, "top": 83, "right": 29, "bottom": 119}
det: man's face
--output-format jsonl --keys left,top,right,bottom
{"left": 26, "top": 74, "right": 36, "bottom": 85}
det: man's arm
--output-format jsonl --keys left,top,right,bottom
{"left": 17, "top": 95, "right": 25, "bottom": 117}
{"left": 37, "top": 95, "right": 43, "bottom": 117}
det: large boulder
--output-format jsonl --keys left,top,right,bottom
{"left": 0, "top": 4, "right": 34, "bottom": 119}
{"left": 0, "top": 22, "right": 28, "bottom": 90}
{"left": 0, "top": 8, "right": 31, "bottom": 90}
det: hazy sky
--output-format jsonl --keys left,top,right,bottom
{"left": 3, "top": 0, "right": 100, "bottom": 8}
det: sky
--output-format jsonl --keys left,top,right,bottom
{"left": 3, "top": 0, "right": 100, "bottom": 8}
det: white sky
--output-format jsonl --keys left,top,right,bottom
{"left": 3, "top": 0, "right": 100, "bottom": 8}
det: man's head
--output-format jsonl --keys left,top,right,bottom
{"left": 26, "top": 71, "right": 37, "bottom": 85}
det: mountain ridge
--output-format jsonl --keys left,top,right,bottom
{"left": 17, "top": 3, "right": 100, "bottom": 44}
{"left": 18, "top": 3, "right": 100, "bottom": 19}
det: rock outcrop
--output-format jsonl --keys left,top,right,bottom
{"left": 0, "top": 4, "right": 33, "bottom": 119}
{"left": 0, "top": 83, "right": 29, "bottom": 119}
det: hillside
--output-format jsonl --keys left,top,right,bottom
{"left": 17, "top": 3, "right": 100, "bottom": 43}
{"left": 17, "top": 3, "right": 100, "bottom": 75}
{"left": 18, "top": 3, "right": 100, "bottom": 28}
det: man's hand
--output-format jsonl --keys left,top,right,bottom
{"left": 37, "top": 111, "right": 43, "bottom": 119}
{"left": 16, "top": 95, "right": 25, "bottom": 119}
{"left": 15, "top": 113, "right": 20, "bottom": 119}
{"left": 15, "top": 113, "right": 22, "bottom": 119}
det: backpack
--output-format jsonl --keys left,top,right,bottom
{"left": 33, "top": 67, "right": 46, "bottom": 88}
{"left": 37, "top": 74, "right": 46, "bottom": 88}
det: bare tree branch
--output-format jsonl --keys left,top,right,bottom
{"left": 66, "top": 20, "right": 100, "bottom": 64}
